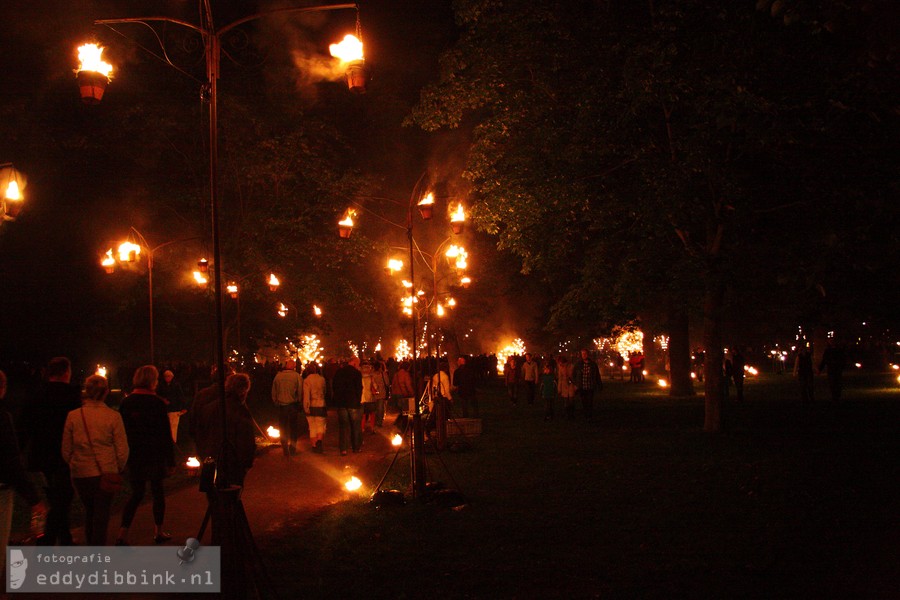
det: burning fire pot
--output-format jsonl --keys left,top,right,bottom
{"left": 345, "top": 60, "right": 368, "bottom": 94}
{"left": 77, "top": 70, "right": 109, "bottom": 104}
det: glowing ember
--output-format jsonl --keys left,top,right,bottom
{"left": 77, "top": 44, "right": 113, "bottom": 77}
{"left": 117, "top": 241, "right": 141, "bottom": 262}
{"left": 744, "top": 365, "right": 759, "bottom": 376}
{"left": 297, "top": 334, "right": 323, "bottom": 365}
{"left": 193, "top": 271, "right": 208, "bottom": 285}
{"left": 450, "top": 203, "right": 465, "bottom": 223}
{"left": 344, "top": 476, "right": 363, "bottom": 492}
{"left": 101, "top": 249, "right": 116, "bottom": 272}
{"left": 277, "top": 303, "right": 288, "bottom": 317}
{"left": 186, "top": 457, "right": 201, "bottom": 468}
{"left": 391, "top": 434, "right": 403, "bottom": 447}
{"left": 314, "top": 305, "right": 323, "bottom": 316}
{"left": 329, "top": 34, "right": 364, "bottom": 63}
{"left": 267, "top": 426, "right": 281, "bottom": 439}
{"left": 95, "top": 365, "right": 107, "bottom": 377}
{"left": 658, "top": 378, "right": 668, "bottom": 388}
{"left": 5, "top": 180, "right": 21, "bottom": 201}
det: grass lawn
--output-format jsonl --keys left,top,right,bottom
{"left": 261, "top": 372, "right": 900, "bottom": 599}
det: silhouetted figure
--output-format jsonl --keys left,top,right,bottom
{"left": 794, "top": 347, "right": 815, "bottom": 405}
{"left": 818, "top": 341, "right": 846, "bottom": 403}
{"left": 572, "top": 349, "right": 602, "bottom": 421}
{"left": 732, "top": 350, "right": 746, "bottom": 402}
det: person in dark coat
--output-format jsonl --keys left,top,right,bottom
{"left": 731, "top": 350, "right": 746, "bottom": 402}
{"left": 452, "top": 356, "right": 478, "bottom": 418}
{"left": 192, "top": 373, "right": 256, "bottom": 487}
{"left": 331, "top": 357, "right": 363, "bottom": 455}
{"left": 794, "top": 347, "right": 815, "bottom": 405}
{"left": 21, "top": 356, "right": 80, "bottom": 546}
{"left": 116, "top": 365, "right": 175, "bottom": 546}
{"left": 572, "top": 349, "right": 602, "bottom": 421}
{"left": 818, "top": 340, "right": 847, "bottom": 403}
{"left": 1, "top": 370, "right": 47, "bottom": 570}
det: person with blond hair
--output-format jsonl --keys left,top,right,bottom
{"left": 116, "top": 365, "right": 174, "bottom": 546}
{"left": 61, "top": 375, "right": 128, "bottom": 545}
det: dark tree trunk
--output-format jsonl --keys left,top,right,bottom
{"left": 667, "top": 307, "right": 695, "bottom": 396}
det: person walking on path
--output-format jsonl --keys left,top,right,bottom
{"left": 360, "top": 361, "right": 377, "bottom": 434}
{"left": 61, "top": 375, "right": 128, "bottom": 546}
{"left": 1, "top": 370, "right": 47, "bottom": 572}
{"left": 452, "top": 356, "right": 478, "bottom": 418}
{"left": 372, "top": 360, "right": 389, "bottom": 428}
{"left": 572, "top": 349, "right": 602, "bottom": 421}
{"left": 539, "top": 364, "right": 557, "bottom": 421}
{"left": 116, "top": 365, "right": 175, "bottom": 546}
{"left": 391, "top": 361, "right": 415, "bottom": 415}
{"left": 271, "top": 360, "right": 305, "bottom": 456}
{"left": 556, "top": 355, "right": 577, "bottom": 419}
{"left": 818, "top": 340, "right": 846, "bottom": 403}
{"left": 332, "top": 358, "right": 363, "bottom": 455}
{"left": 520, "top": 353, "right": 539, "bottom": 405}
{"left": 157, "top": 369, "right": 187, "bottom": 443}
{"left": 731, "top": 350, "right": 746, "bottom": 402}
{"left": 193, "top": 373, "right": 257, "bottom": 488}
{"left": 302, "top": 363, "right": 327, "bottom": 453}
{"left": 505, "top": 357, "right": 520, "bottom": 405}
{"left": 22, "top": 356, "right": 81, "bottom": 546}
{"left": 794, "top": 346, "right": 815, "bottom": 405}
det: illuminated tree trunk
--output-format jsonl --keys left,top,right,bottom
{"left": 667, "top": 308, "right": 695, "bottom": 396}
{"left": 703, "top": 270, "right": 726, "bottom": 432}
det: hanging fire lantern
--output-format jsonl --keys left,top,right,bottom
{"left": 197, "top": 258, "right": 209, "bottom": 273}
{"left": 75, "top": 44, "right": 112, "bottom": 105}
{"left": 268, "top": 273, "right": 281, "bottom": 292}
{"left": 450, "top": 203, "right": 465, "bottom": 234}
{"left": 329, "top": 35, "right": 367, "bottom": 94}
{"left": 1, "top": 165, "right": 26, "bottom": 222}
{"left": 417, "top": 193, "right": 435, "bottom": 220}
{"left": 338, "top": 209, "right": 356, "bottom": 238}
{"left": 227, "top": 282, "right": 239, "bottom": 299}
{"left": 101, "top": 249, "right": 116, "bottom": 274}
{"left": 345, "top": 60, "right": 369, "bottom": 94}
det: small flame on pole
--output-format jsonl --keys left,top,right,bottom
{"left": 314, "top": 305, "right": 323, "bottom": 316}
{"left": 193, "top": 271, "right": 208, "bottom": 286}
{"left": 101, "top": 249, "right": 116, "bottom": 273}
{"left": 268, "top": 273, "right": 280, "bottom": 291}
{"left": 117, "top": 241, "right": 141, "bottom": 263}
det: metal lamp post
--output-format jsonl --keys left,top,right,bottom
{"left": 83, "top": 4, "right": 363, "bottom": 596}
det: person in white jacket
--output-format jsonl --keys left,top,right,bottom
{"left": 61, "top": 375, "right": 129, "bottom": 546}
{"left": 302, "top": 363, "right": 327, "bottom": 453}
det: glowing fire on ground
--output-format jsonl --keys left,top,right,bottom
{"left": 344, "top": 476, "right": 363, "bottom": 492}
{"left": 391, "top": 434, "right": 403, "bottom": 447}
{"left": 95, "top": 365, "right": 107, "bottom": 377}
{"left": 186, "top": 457, "right": 201, "bottom": 468}
{"left": 267, "top": 426, "right": 281, "bottom": 439}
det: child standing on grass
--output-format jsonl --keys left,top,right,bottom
{"left": 540, "top": 365, "right": 557, "bottom": 421}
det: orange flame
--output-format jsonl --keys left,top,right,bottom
{"left": 186, "top": 457, "right": 201, "bottom": 468}
{"left": 338, "top": 209, "right": 356, "bottom": 227}
{"left": 5, "top": 180, "right": 21, "bottom": 201}
{"left": 277, "top": 303, "right": 288, "bottom": 317}
{"left": 117, "top": 241, "right": 140, "bottom": 262}
{"left": 268, "top": 273, "right": 280, "bottom": 288}
{"left": 314, "top": 305, "right": 323, "bottom": 316}
{"left": 329, "top": 34, "right": 364, "bottom": 63}
{"left": 77, "top": 44, "right": 113, "bottom": 77}
{"left": 417, "top": 192, "right": 435, "bottom": 207}
{"left": 101, "top": 249, "right": 115, "bottom": 270}
{"left": 193, "top": 271, "right": 208, "bottom": 285}
{"left": 267, "top": 426, "right": 281, "bottom": 439}
{"left": 451, "top": 203, "right": 465, "bottom": 223}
